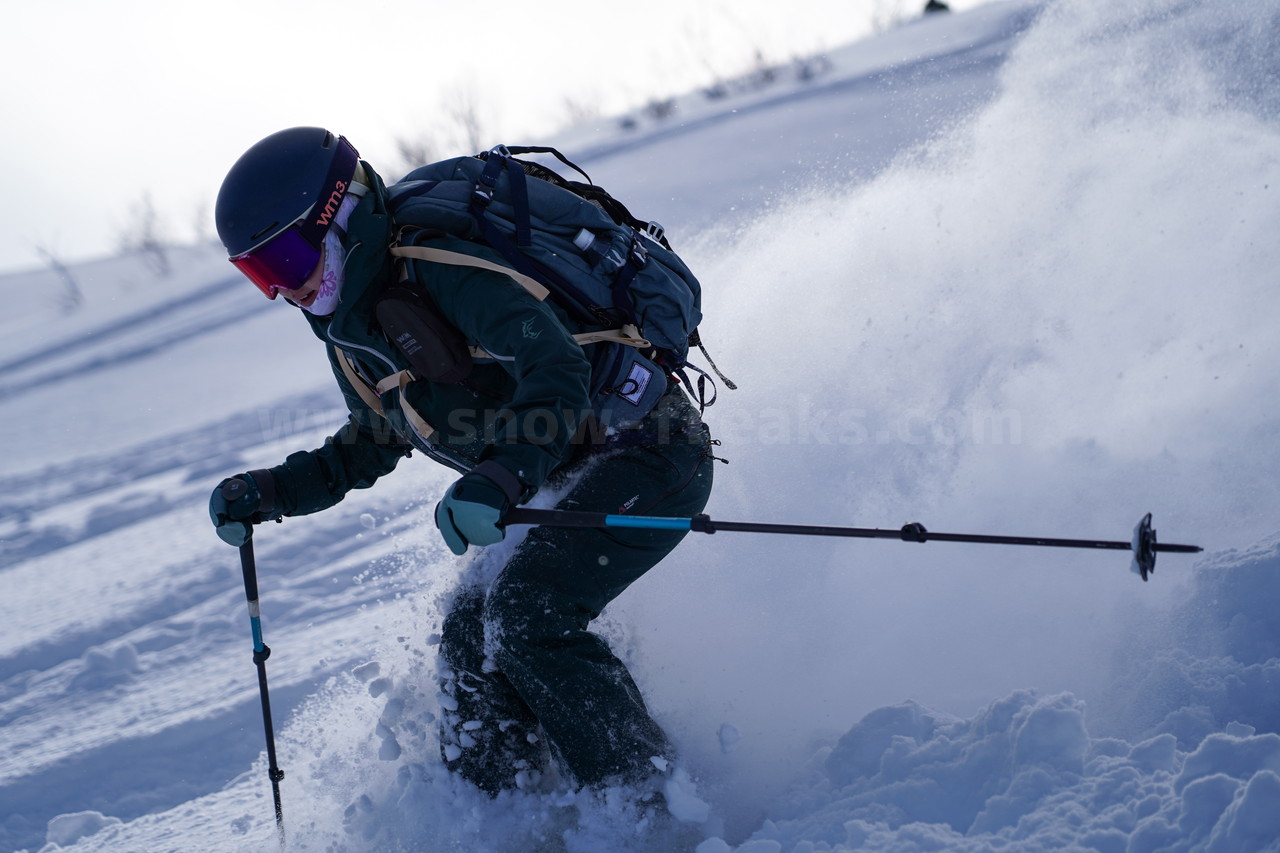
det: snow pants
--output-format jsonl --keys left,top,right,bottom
{"left": 437, "top": 390, "right": 714, "bottom": 793}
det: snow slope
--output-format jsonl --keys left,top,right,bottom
{"left": 3, "top": 1, "right": 1280, "bottom": 851}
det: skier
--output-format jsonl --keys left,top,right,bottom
{"left": 208, "top": 128, "right": 715, "bottom": 798}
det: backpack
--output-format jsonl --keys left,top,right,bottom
{"left": 383, "top": 145, "right": 733, "bottom": 426}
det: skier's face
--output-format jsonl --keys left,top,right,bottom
{"left": 280, "top": 250, "right": 326, "bottom": 310}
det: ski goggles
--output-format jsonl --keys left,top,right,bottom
{"left": 229, "top": 135, "right": 359, "bottom": 299}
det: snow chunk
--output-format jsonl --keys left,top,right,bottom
{"left": 1209, "top": 770, "right": 1280, "bottom": 851}
{"left": 825, "top": 699, "right": 938, "bottom": 787}
{"left": 1128, "top": 733, "right": 1178, "bottom": 774}
{"left": 718, "top": 723, "right": 743, "bottom": 754}
{"left": 46, "top": 811, "right": 121, "bottom": 847}
{"left": 663, "top": 767, "right": 712, "bottom": 824}
{"left": 695, "top": 838, "right": 734, "bottom": 853}
{"left": 68, "top": 643, "right": 142, "bottom": 690}
{"left": 1012, "top": 693, "right": 1089, "bottom": 773}
{"left": 1175, "top": 732, "right": 1280, "bottom": 792}
{"left": 732, "top": 841, "right": 783, "bottom": 853}
{"left": 352, "top": 660, "right": 381, "bottom": 682}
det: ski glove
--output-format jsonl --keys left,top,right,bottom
{"left": 434, "top": 462, "right": 523, "bottom": 555}
{"left": 209, "top": 470, "right": 277, "bottom": 547}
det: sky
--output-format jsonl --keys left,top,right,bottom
{"left": 1, "top": 0, "right": 991, "bottom": 276}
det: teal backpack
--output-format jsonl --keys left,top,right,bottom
{"left": 385, "top": 145, "right": 732, "bottom": 426}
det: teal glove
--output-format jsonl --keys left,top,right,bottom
{"left": 434, "top": 469, "right": 513, "bottom": 555}
{"left": 209, "top": 471, "right": 276, "bottom": 547}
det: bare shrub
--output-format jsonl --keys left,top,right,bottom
{"left": 117, "top": 191, "right": 171, "bottom": 277}
{"left": 34, "top": 242, "right": 83, "bottom": 313}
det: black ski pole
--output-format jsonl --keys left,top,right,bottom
{"left": 504, "top": 508, "right": 1201, "bottom": 582}
{"left": 222, "top": 480, "right": 286, "bottom": 847}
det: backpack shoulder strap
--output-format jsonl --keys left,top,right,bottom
{"left": 334, "top": 346, "right": 437, "bottom": 440}
{"left": 335, "top": 347, "right": 386, "bottom": 416}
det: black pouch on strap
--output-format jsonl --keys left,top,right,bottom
{"left": 375, "top": 286, "right": 473, "bottom": 384}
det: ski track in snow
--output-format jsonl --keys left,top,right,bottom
{"left": 4, "top": 1, "right": 1280, "bottom": 851}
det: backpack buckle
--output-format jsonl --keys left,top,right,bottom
{"left": 474, "top": 145, "right": 510, "bottom": 206}
{"left": 644, "top": 221, "right": 665, "bottom": 244}
{"left": 628, "top": 235, "right": 649, "bottom": 268}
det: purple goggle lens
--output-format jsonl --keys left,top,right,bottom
{"left": 229, "top": 135, "right": 360, "bottom": 299}
{"left": 231, "top": 225, "right": 321, "bottom": 299}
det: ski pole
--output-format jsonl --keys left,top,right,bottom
{"left": 504, "top": 508, "right": 1201, "bottom": 582}
{"left": 221, "top": 480, "right": 286, "bottom": 848}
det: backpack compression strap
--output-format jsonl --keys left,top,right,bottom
{"left": 390, "top": 245, "right": 549, "bottom": 300}
{"left": 390, "top": 244, "right": 653, "bottom": 352}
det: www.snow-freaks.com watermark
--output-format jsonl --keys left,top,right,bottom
{"left": 252, "top": 399, "right": 1021, "bottom": 448}
{"left": 708, "top": 400, "right": 1023, "bottom": 447}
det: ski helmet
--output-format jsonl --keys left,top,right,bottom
{"left": 215, "top": 127, "right": 360, "bottom": 299}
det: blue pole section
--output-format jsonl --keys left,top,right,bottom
{"left": 244, "top": 590, "right": 267, "bottom": 652}
{"left": 600, "top": 514, "right": 693, "bottom": 531}
{"left": 249, "top": 615, "right": 265, "bottom": 654}
{"left": 505, "top": 508, "right": 696, "bottom": 532}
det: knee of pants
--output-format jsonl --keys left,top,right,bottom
{"left": 481, "top": 578, "right": 584, "bottom": 668}
{"left": 439, "top": 588, "right": 491, "bottom": 677}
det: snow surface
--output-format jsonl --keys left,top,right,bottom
{"left": 3, "top": 1, "right": 1280, "bottom": 851}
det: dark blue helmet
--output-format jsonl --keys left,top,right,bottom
{"left": 215, "top": 127, "right": 359, "bottom": 258}
{"left": 215, "top": 128, "right": 360, "bottom": 297}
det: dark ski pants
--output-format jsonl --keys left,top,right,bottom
{"left": 438, "top": 396, "right": 714, "bottom": 793}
